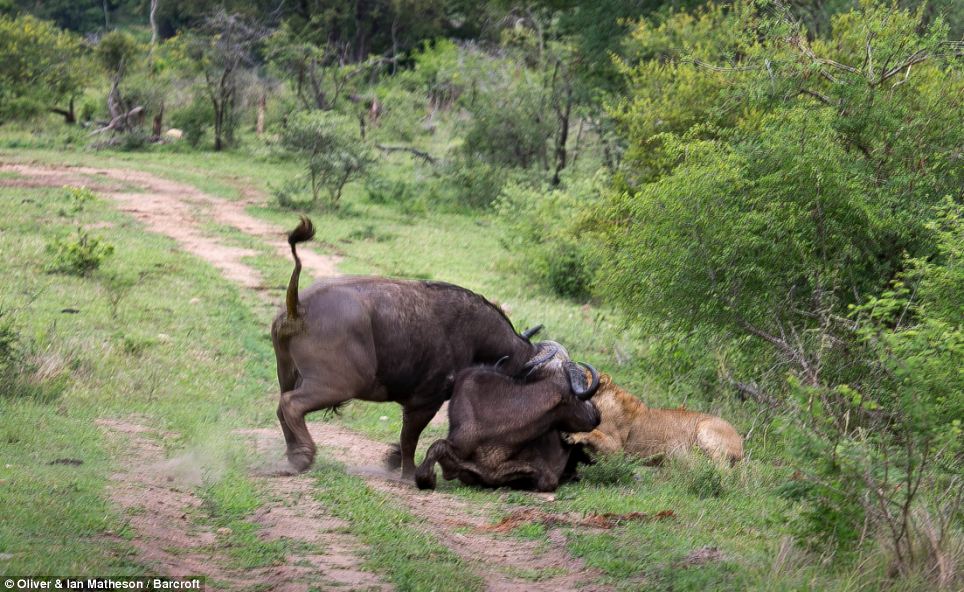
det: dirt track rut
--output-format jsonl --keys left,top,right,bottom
{"left": 3, "top": 161, "right": 605, "bottom": 591}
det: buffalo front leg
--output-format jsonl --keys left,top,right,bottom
{"left": 399, "top": 402, "right": 442, "bottom": 481}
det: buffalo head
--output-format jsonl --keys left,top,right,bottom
{"left": 521, "top": 340, "right": 601, "bottom": 401}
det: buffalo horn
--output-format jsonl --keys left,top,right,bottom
{"left": 570, "top": 362, "right": 600, "bottom": 401}
{"left": 520, "top": 324, "right": 544, "bottom": 340}
{"left": 522, "top": 342, "right": 560, "bottom": 374}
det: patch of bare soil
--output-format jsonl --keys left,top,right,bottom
{"left": 240, "top": 423, "right": 611, "bottom": 592}
{"left": 97, "top": 418, "right": 389, "bottom": 591}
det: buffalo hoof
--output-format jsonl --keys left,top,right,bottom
{"left": 383, "top": 444, "right": 402, "bottom": 470}
{"left": 285, "top": 447, "right": 315, "bottom": 473}
{"left": 414, "top": 470, "right": 436, "bottom": 490}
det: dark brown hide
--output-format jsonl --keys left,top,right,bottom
{"left": 415, "top": 367, "right": 600, "bottom": 492}
{"left": 271, "top": 219, "right": 540, "bottom": 478}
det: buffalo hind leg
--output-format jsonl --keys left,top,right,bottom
{"left": 415, "top": 439, "right": 451, "bottom": 490}
{"left": 416, "top": 440, "right": 486, "bottom": 490}
{"left": 279, "top": 381, "right": 350, "bottom": 473}
{"left": 274, "top": 347, "right": 304, "bottom": 458}
{"left": 400, "top": 402, "right": 443, "bottom": 481}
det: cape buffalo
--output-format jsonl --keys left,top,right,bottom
{"left": 272, "top": 216, "right": 555, "bottom": 478}
{"left": 415, "top": 342, "right": 601, "bottom": 492}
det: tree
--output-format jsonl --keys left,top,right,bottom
{"left": 93, "top": 30, "right": 141, "bottom": 132}
{"left": 0, "top": 15, "right": 89, "bottom": 123}
{"left": 281, "top": 110, "right": 374, "bottom": 208}
{"left": 184, "top": 11, "right": 265, "bottom": 150}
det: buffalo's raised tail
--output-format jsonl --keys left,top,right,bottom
{"left": 285, "top": 216, "right": 316, "bottom": 320}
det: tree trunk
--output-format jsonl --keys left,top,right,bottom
{"left": 51, "top": 97, "right": 76, "bottom": 124}
{"left": 256, "top": 94, "right": 266, "bottom": 136}
{"left": 149, "top": 0, "right": 160, "bottom": 47}
{"left": 214, "top": 102, "right": 224, "bottom": 151}
{"left": 551, "top": 88, "right": 572, "bottom": 187}
{"left": 152, "top": 100, "right": 164, "bottom": 136}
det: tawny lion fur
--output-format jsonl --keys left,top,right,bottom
{"left": 568, "top": 374, "right": 743, "bottom": 464}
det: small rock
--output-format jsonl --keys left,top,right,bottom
{"left": 189, "top": 297, "right": 201, "bottom": 305}
{"left": 379, "top": 416, "right": 388, "bottom": 421}
{"left": 0, "top": 553, "right": 14, "bottom": 561}
{"left": 4, "top": 464, "right": 11, "bottom": 469}
{"left": 157, "top": 333, "right": 171, "bottom": 342}
{"left": 217, "top": 527, "right": 232, "bottom": 536}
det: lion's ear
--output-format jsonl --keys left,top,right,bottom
{"left": 599, "top": 373, "right": 613, "bottom": 387}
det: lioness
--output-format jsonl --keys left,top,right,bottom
{"left": 566, "top": 374, "right": 743, "bottom": 464}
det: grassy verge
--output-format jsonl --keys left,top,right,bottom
{"left": 0, "top": 182, "right": 276, "bottom": 573}
{"left": 311, "top": 461, "right": 483, "bottom": 592}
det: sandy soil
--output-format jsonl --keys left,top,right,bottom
{"left": 5, "top": 161, "right": 606, "bottom": 591}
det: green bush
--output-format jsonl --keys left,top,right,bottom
{"left": 170, "top": 96, "right": 213, "bottom": 148}
{"left": 280, "top": 110, "right": 374, "bottom": 209}
{"left": 0, "top": 311, "right": 18, "bottom": 379}
{"left": 596, "top": 1, "right": 963, "bottom": 578}
{"left": 62, "top": 185, "right": 96, "bottom": 214}
{"left": 438, "top": 157, "right": 510, "bottom": 210}
{"left": 0, "top": 14, "right": 88, "bottom": 123}
{"left": 496, "top": 180, "right": 600, "bottom": 299}
{"left": 461, "top": 76, "right": 553, "bottom": 170}
{"left": 270, "top": 178, "right": 311, "bottom": 210}
{"left": 45, "top": 228, "right": 115, "bottom": 276}
{"left": 0, "top": 311, "right": 65, "bottom": 403}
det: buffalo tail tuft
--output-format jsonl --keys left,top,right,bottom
{"left": 288, "top": 215, "right": 316, "bottom": 246}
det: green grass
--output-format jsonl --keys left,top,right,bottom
{"left": 0, "top": 137, "right": 905, "bottom": 590}
{"left": 197, "top": 469, "right": 290, "bottom": 569}
{"left": 311, "top": 461, "right": 483, "bottom": 592}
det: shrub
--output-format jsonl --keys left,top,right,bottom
{"left": 596, "top": 2, "right": 962, "bottom": 580}
{"left": 46, "top": 228, "right": 115, "bottom": 276}
{"left": 0, "top": 310, "right": 18, "bottom": 379}
{"left": 270, "top": 178, "right": 310, "bottom": 210}
{"left": 280, "top": 110, "right": 374, "bottom": 209}
{"left": 461, "top": 75, "right": 553, "bottom": 170}
{"left": 0, "top": 310, "right": 65, "bottom": 403}
{"left": 437, "top": 157, "right": 511, "bottom": 211}
{"left": 62, "top": 185, "right": 96, "bottom": 214}
{"left": 170, "top": 96, "right": 213, "bottom": 147}
{"left": 496, "top": 179, "right": 601, "bottom": 299}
